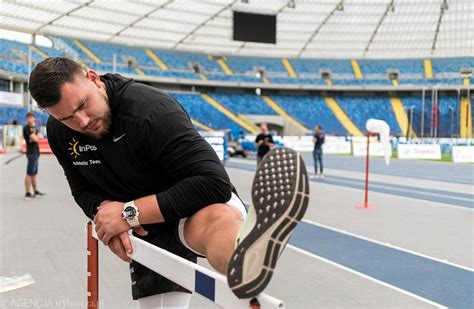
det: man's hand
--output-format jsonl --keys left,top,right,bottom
{"left": 94, "top": 201, "right": 148, "bottom": 246}
{"left": 108, "top": 231, "right": 133, "bottom": 263}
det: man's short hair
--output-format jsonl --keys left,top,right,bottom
{"left": 29, "top": 57, "right": 85, "bottom": 109}
{"left": 26, "top": 112, "right": 35, "bottom": 118}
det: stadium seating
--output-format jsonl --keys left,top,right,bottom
{"left": 170, "top": 92, "right": 246, "bottom": 137}
{"left": 153, "top": 50, "right": 222, "bottom": 73}
{"left": 432, "top": 58, "right": 474, "bottom": 75}
{"left": 399, "top": 94, "right": 466, "bottom": 137}
{"left": 0, "top": 105, "right": 49, "bottom": 126}
{"left": 335, "top": 95, "right": 400, "bottom": 135}
{"left": 289, "top": 59, "right": 353, "bottom": 75}
{"left": 358, "top": 59, "right": 424, "bottom": 76}
{"left": 209, "top": 93, "right": 277, "bottom": 115}
{"left": 226, "top": 56, "right": 286, "bottom": 75}
{"left": 81, "top": 40, "right": 154, "bottom": 67}
{"left": 1, "top": 38, "right": 472, "bottom": 87}
{"left": 270, "top": 95, "right": 347, "bottom": 135}
{"left": 142, "top": 68, "right": 200, "bottom": 79}
{"left": 1, "top": 37, "right": 472, "bottom": 138}
{"left": 206, "top": 74, "right": 262, "bottom": 83}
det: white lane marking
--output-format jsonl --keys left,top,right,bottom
{"left": 302, "top": 219, "right": 474, "bottom": 272}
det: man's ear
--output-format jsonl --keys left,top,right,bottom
{"left": 86, "top": 70, "right": 102, "bottom": 88}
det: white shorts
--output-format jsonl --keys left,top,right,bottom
{"left": 177, "top": 192, "right": 247, "bottom": 256}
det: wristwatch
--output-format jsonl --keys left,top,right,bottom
{"left": 122, "top": 201, "right": 140, "bottom": 227}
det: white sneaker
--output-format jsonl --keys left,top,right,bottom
{"left": 227, "top": 147, "right": 309, "bottom": 298}
{"left": 320, "top": 174, "right": 324, "bottom": 179}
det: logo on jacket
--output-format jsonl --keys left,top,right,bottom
{"left": 68, "top": 138, "right": 97, "bottom": 159}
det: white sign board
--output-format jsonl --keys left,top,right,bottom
{"left": 201, "top": 131, "right": 226, "bottom": 162}
{"left": 397, "top": 144, "right": 441, "bottom": 160}
{"left": 0, "top": 91, "right": 23, "bottom": 106}
{"left": 323, "top": 141, "right": 351, "bottom": 154}
{"left": 352, "top": 142, "right": 386, "bottom": 157}
{"left": 452, "top": 146, "right": 474, "bottom": 163}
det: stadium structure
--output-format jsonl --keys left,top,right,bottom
{"left": 0, "top": 0, "right": 472, "bottom": 141}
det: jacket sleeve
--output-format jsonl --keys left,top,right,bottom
{"left": 47, "top": 119, "right": 109, "bottom": 220}
{"left": 142, "top": 100, "right": 232, "bottom": 221}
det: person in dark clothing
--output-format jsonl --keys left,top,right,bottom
{"left": 312, "top": 125, "right": 325, "bottom": 178}
{"left": 255, "top": 123, "right": 274, "bottom": 165}
{"left": 23, "top": 112, "right": 45, "bottom": 200}
{"left": 28, "top": 57, "right": 308, "bottom": 306}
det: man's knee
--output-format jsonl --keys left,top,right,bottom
{"left": 183, "top": 203, "right": 243, "bottom": 255}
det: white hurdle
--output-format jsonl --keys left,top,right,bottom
{"left": 88, "top": 222, "right": 284, "bottom": 308}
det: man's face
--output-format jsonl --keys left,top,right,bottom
{"left": 47, "top": 71, "right": 111, "bottom": 139}
{"left": 26, "top": 116, "right": 35, "bottom": 126}
{"left": 261, "top": 123, "right": 268, "bottom": 132}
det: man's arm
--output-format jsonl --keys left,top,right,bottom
{"left": 47, "top": 119, "right": 109, "bottom": 219}
{"left": 104, "top": 97, "right": 232, "bottom": 205}
{"left": 266, "top": 135, "right": 275, "bottom": 147}
{"left": 95, "top": 101, "right": 232, "bottom": 244}
{"left": 148, "top": 108, "right": 232, "bottom": 222}
{"left": 24, "top": 126, "right": 40, "bottom": 143}
{"left": 29, "top": 132, "right": 40, "bottom": 143}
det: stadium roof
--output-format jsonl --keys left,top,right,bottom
{"left": 0, "top": 0, "right": 473, "bottom": 59}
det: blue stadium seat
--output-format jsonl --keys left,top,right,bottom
{"left": 153, "top": 50, "right": 222, "bottom": 73}
{"left": 289, "top": 59, "right": 353, "bottom": 75}
{"left": 37, "top": 45, "right": 65, "bottom": 58}
{"left": 226, "top": 56, "right": 286, "bottom": 75}
{"left": 209, "top": 93, "right": 277, "bottom": 115}
{"left": 170, "top": 93, "right": 246, "bottom": 136}
{"left": 81, "top": 40, "right": 156, "bottom": 68}
{"left": 336, "top": 95, "right": 400, "bottom": 135}
{"left": 0, "top": 105, "right": 50, "bottom": 126}
{"left": 402, "top": 94, "right": 460, "bottom": 137}
{"left": 271, "top": 95, "right": 346, "bottom": 135}
{"left": 432, "top": 58, "right": 474, "bottom": 75}
{"left": 358, "top": 59, "right": 424, "bottom": 76}
{"left": 142, "top": 68, "right": 200, "bottom": 79}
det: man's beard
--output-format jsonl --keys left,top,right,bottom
{"left": 86, "top": 110, "right": 112, "bottom": 140}
{"left": 85, "top": 93, "right": 112, "bottom": 140}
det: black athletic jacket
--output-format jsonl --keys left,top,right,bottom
{"left": 47, "top": 74, "right": 233, "bottom": 226}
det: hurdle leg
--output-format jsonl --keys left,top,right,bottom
{"left": 87, "top": 222, "right": 99, "bottom": 308}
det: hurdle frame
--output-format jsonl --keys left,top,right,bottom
{"left": 356, "top": 131, "right": 376, "bottom": 210}
{"left": 86, "top": 222, "right": 98, "bottom": 308}
{"left": 86, "top": 222, "right": 284, "bottom": 308}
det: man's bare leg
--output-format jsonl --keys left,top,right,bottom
{"left": 31, "top": 175, "right": 37, "bottom": 192}
{"left": 185, "top": 147, "right": 309, "bottom": 299}
{"left": 25, "top": 175, "right": 32, "bottom": 194}
{"left": 183, "top": 204, "right": 243, "bottom": 274}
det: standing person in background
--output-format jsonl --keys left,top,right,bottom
{"left": 23, "top": 112, "right": 45, "bottom": 200}
{"left": 312, "top": 125, "right": 325, "bottom": 178}
{"left": 255, "top": 123, "right": 274, "bottom": 165}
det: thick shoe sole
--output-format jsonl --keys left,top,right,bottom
{"left": 227, "top": 147, "right": 309, "bottom": 298}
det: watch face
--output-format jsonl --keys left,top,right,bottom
{"left": 124, "top": 206, "right": 137, "bottom": 220}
